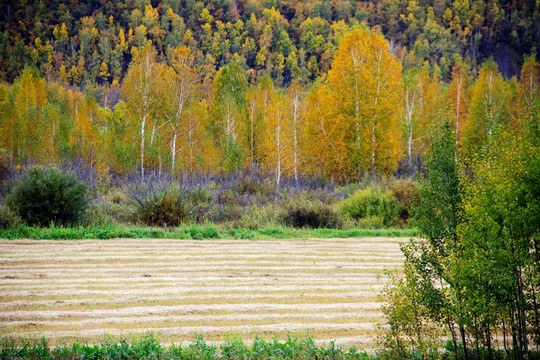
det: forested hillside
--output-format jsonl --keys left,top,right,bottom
{"left": 1, "top": 3, "right": 540, "bottom": 358}
{"left": 0, "top": 0, "right": 539, "bottom": 182}
{"left": 1, "top": 0, "right": 538, "bottom": 85}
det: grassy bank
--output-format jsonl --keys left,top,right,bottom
{"left": 2, "top": 334, "right": 531, "bottom": 360}
{"left": 0, "top": 334, "right": 375, "bottom": 360}
{"left": 0, "top": 224, "right": 418, "bottom": 240}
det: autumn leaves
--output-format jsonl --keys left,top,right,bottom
{"left": 310, "top": 27, "right": 402, "bottom": 182}
{"left": 2, "top": 26, "right": 538, "bottom": 185}
{"left": 117, "top": 27, "right": 404, "bottom": 183}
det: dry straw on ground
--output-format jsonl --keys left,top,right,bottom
{"left": 0, "top": 237, "right": 404, "bottom": 350}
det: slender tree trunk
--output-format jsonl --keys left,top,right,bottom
{"left": 276, "top": 114, "right": 281, "bottom": 188}
{"left": 171, "top": 128, "right": 177, "bottom": 172}
{"left": 371, "top": 124, "right": 376, "bottom": 179}
{"left": 511, "top": 309, "right": 521, "bottom": 360}
{"left": 250, "top": 101, "right": 255, "bottom": 166}
{"left": 517, "top": 265, "right": 530, "bottom": 359}
{"left": 503, "top": 318, "right": 510, "bottom": 358}
{"left": 188, "top": 122, "right": 194, "bottom": 175}
{"left": 442, "top": 276, "right": 458, "bottom": 360}
{"left": 487, "top": 325, "right": 493, "bottom": 360}
{"left": 460, "top": 326, "right": 468, "bottom": 359}
{"left": 141, "top": 114, "right": 146, "bottom": 182}
{"left": 407, "top": 130, "right": 413, "bottom": 165}
{"left": 455, "top": 74, "right": 461, "bottom": 151}
{"left": 293, "top": 95, "right": 299, "bottom": 186}
{"left": 158, "top": 152, "right": 162, "bottom": 181}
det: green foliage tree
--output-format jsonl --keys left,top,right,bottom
{"left": 456, "top": 93, "right": 540, "bottom": 358}
{"left": 7, "top": 167, "right": 88, "bottom": 226}
{"left": 401, "top": 121, "right": 469, "bottom": 359}
{"left": 212, "top": 61, "right": 248, "bottom": 171}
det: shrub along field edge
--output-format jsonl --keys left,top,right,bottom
{"left": 1, "top": 334, "right": 375, "bottom": 360}
{"left": 2, "top": 333, "right": 532, "bottom": 360}
{"left": 0, "top": 224, "right": 418, "bottom": 240}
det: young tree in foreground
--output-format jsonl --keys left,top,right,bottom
{"left": 457, "top": 91, "right": 540, "bottom": 359}
{"left": 383, "top": 122, "right": 469, "bottom": 359}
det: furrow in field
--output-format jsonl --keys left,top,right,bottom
{"left": 0, "top": 265, "right": 401, "bottom": 274}
{"left": 1, "top": 285, "right": 382, "bottom": 298}
{"left": 0, "top": 237, "right": 404, "bottom": 349}
{"left": 0, "top": 275, "right": 387, "bottom": 284}
{"left": 0, "top": 282, "right": 385, "bottom": 294}
{"left": 0, "top": 258, "right": 403, "bottom": 268}
{"left": 0, "top": 290, "right": 379, "bottom": 309}
{"left": 0, "top": 306, "right": 382, "bottom": 323}
{"left": 1, "top": 322, "right": 380, "bottom": 339}
{"left": 0, "top": 301, "right": 382, "bottom": 319}
{"left": 2, "top": 313, "right": 385, "bottom": 335}
{"left": 2, "top": 311, "right": 383, "bottom": 328}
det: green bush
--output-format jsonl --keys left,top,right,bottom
{"left": 236, "top": 204, "right": 280, "bottom": 230}
{"left": 357, "top": 215, "right": 384, "bottom": 229}
{"left": 339, "top": 187, "right": 401, "bottom": 227}
{"left": 7, "top": 167, "right": 87, "bottom": 226}
{"left": 387, "top": 179, "right": 419, "bottom": 223}
{"left": 82, "top": 190, "right": 137, "bottom": 226}
{"left": 0, "top": 205, "right": 23, "bottom": 229}
{"left": 134, "top": 187, "right": 194, "bottom": 227}
{"left": 280, "top": 196, "right": 341, "bottom": 229}
{"left": 0, "top": 334, "right": 376, "bottom": 360}
{"left": 189, "top": 224, "right": 220, "bottom": 239}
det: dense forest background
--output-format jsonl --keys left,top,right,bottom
{"left": 1, "top": 0, "right": 539, "bottom": 84}
{"left": 0, "top": 2, "right": 539, "bottom": 358}
{"left": 0, "top": 0, "right": 538, "bottom": 182}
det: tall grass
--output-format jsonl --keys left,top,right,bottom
{"left": 0, "top": 334, "right": 374, "bottom": 360}
{"left": 0, "top": 224, "right": 418, "bottom": 240}
{"left": 1, "top": 334, "right": 529, "bottom": 359}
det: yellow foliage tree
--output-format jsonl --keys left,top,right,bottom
{"left": 464, "top": 59, "right": 513, "bottom": 154}
{"left": 446, "top": 63, "right": 469, "bottom": 148}
{"left": 261, "top": 90, "right": 292, "bottom": 187}
{"left": 326, "top": 27, "right": 403, "bottom": 179}
{"left": 304, "top": 82, "right": 350, "bottom": 182}
{"left": 163, "top": 46, "right": 201, "bottom": 173}
{"left": 515, "top": 55, "right": 539, "bottom": 129}
{"left": 121, "top": 45, "right": 165, "bottom": 180}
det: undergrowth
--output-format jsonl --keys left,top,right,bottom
{"left": 2, "top": 334, "right": 534, "bottom": 360}
{"left": 0, "top": 224, "right": 418, "bottom": 240}
{"left": 0, "top": 334, "right": 374, "bottom": 360}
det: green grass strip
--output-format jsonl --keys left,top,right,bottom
{"left": 0, "top": 224, "right": 418, "bottom": 240}
{"left": 0, "top": 333, "right": 376, "bottom": 360}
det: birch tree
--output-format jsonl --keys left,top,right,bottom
{"left": 304, "top": 82, "right": 350, "bottom": 183}
{"left": 464, "top": 59, "right": 512, "bottom": 154}
{"left": 164, "top": 46, "right": 201, "bottom": 173}
{"left": 212, "top": 60, "right": 248, "bottom": 171}
{"left": 447, "top": 64, "right": 469, "bottom": 149}
{"left": 327, "top": 27, "right": 402, "bottom": 179}
{"left": 288, "top": 81, "right": 305, "bottom": 185}
{"left": 515, "top": 55, "right": 539, "bottom": 128}
{"left": 121, "top": 45, "right": 164, "bottom": 181}
{"left": 402, "top": 70, "right": 423, "bottom": 165}
{"left": 261, "top": 90, "right": 292, "bottom": 187}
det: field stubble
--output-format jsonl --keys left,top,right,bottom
{"left": 0, "top": 237, "right": 404, "bottom": 350}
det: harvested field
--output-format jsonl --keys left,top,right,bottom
{"left": 0, "top": 238, "right": 404, "bottom": 350}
